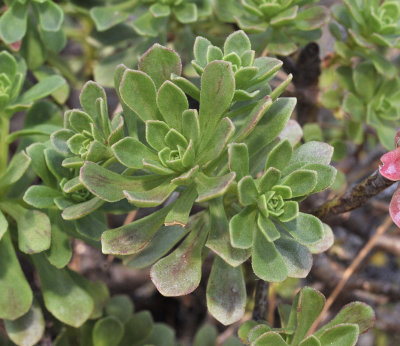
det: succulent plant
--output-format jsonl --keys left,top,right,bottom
{"left": 191, "top": 30, "right": 284, "bottom": 102}
{"left": 338, "top": 62, "right": 400, "bottom": 150}
{"left": 238, "top": 286, "right": 375, "bottom": 345}
{"left": 214, "top": 0, "right": 329, "bottom": 55}
{"left": 90, "top": 0, "right": 212, "bottom": 37}
{"left": 0, "top": 0, "right": 65, "bottom": 69}
{"left": 73, "top": 31, "right": 336, "bottom": 325}
{"left": 331, "top": 0, "right": 400, "bottom": 78}
{"left": 228, "top": 140, "right": 336, "bottom": 282}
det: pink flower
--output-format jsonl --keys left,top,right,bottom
{"left": 379, "top": 130, "right": 400, "bottom": 227}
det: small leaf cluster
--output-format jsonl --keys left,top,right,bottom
{"left": 321, "top": 61, "right": 400, "bottom": 150}
{"left": 192, "top": 31, "right": 283, "bottom": 102}
{"left": 228, "top": 140, "right": 336, "bottom": 282}
{"left": 0, "top": 0, "right": 65, "bottom": 69}
{"left": 331, "top": 0, "right": 400, "bottom": 77}
{"left": 90, "top": 0, "right": 212, "bottom": 37}
{"left": 214, "top": 0, "right": 329, "bottom": 55}
{"left": 0, "top": 51, "right": 65, "bottom": 118}
{"left": 238, "top": 287, "right": 375, "bottom": 345}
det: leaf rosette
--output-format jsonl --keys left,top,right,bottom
{"left": 238, "top": 287, "right": 375, "bottom": 345}
{"left": 214, "top": 0, "right": 329, "bottom": 55}
{"left": 90, "top": 0, "right": 212, "bottom": 36}
{"left": 340, "top": 62, "right": 400, "bottom": 150}
{"left": 0, "top": 0, "right": 65, "bottom": 69}
{"left": 331, "top": 0, "right": 400, "bottom": 78}
{"left": 191, "top": 31, "right": 283, "bottom": 102}
{"left": 227, "top": 140, "right": 336, "bottom": 282}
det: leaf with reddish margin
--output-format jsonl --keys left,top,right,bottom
{"left": 389, "top": 184, "right": 400, "bottom": 227}
{"left": 102, "top": 205, "right": 173, "bottom": 255}
{"left": 150, "top": 213, "right": 208, "bottom": 296}
{"left": 379, "top": 147, "right": 400, "bottom": 181}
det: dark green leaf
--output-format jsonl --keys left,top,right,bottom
{"left": 0, "top": 231, "right": 33, "bottom": 320}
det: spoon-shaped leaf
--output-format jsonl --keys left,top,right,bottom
{"left": 151, "top": 213, "right": 209, "bottom": 296}
{"left": 206, "top": 256, "right": 246, "bottom": 325}
{"left": 0, "top": 231, "right": 33, "bottom": 320}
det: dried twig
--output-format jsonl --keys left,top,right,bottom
{"left": 313, "top": 170, "right": 395, "bottom": 219}
{"left": 308, "top": 216, "right": 393, "bottom": 335}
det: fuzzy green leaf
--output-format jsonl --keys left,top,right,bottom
{"left": 124, "top": 180, "right": 176, "bottom": 207}
{"left": 120, "top": 70, "right": 160, "bottom": 122}
{"left": 112, "top": 137, "right": 158, "bottom": 169}
{"left": 275, "top": 237, "right": 312, "bottom": 278}
{"left": 0, "top": 210, "right": 7, "bottom": 241}
{"left": 265, "top": 140, "right": 292, "bottom": 171}
{"left": 299, "top": 335, "right": 321, "bottom": 346}
{"left": 23, "top": 185, "right": 61, "bottom": 208}
{"left": 207, "top": 199, "right": 250, "bottom": 267}
{"left": 102, "top": 205, "right": 173, "bottom": 255}
{"left": 318, "top": 324, "right": 359, "bottom": 346}
{"left": 246, "top": 98, "right": 296, "bottom": 154}
{"left": 303, "top": 163, "right": 337, "bottom": 193}
{"left": 0, "top": 2, "right": 28, "bottom": 44}
{"left": 252, "top": 229, "right": 288, "bottom": 282}
{"left": 4, "top": 301, "right": 45, "bottom": 346}
{"left": 150, "top": 214, "right": 208, "bottom": 296}
{"left": 257, "top": 214, "right": 280, "bottom": 242}
{"left": 228, "top": 143, "right": 249, "bottom": 180}
{"left": 61, "top": 197, "right": 104, "bottom": 220}
{"left": 0, "top": 151, "right": 31, "bottom": 190}
{"left": 0, "top": 231, "right": 33, "bottom": 320}
{"left": 80, "top": 162, "right": 167, "bottom": 202}
{"left": 0, "top": 202, "right": 51, "bottom": 254}
{"left": 90, "top": 3, "right": 132, "bottom": 31}
{"left": 105, "top": 294, "right": 134, "bottom": 324}
{"left": 198, "top": 117, "right": 235, "bottom": 166}
{"left": 280, "top": 213, "right": 324, "bottom": 245}
{"left": 73, "top": 212, "right": 107, "bottom": 241}
{"left": 157, "top": 81, "right": 188, "bottom": 130}
{"left": 206, "top": 256, "right": 246, "bottom": 325}
{"left": 254, "top": 332, "right": 289, "bottom": 346}
{"left": 93, "top": 316, "right": 124, "bottom": 346}
{"left": 292, "top": 141, "right": 334, "bottom": 166}
{"left": 165, "top": 186, "right": 197, "bottom": 226}
{"left": 46, "top": 213, "right": 72, "bottom": 269}
{"left": 199, "top": 61, "right": 235, "bottom": 143}
{"left": 315, "top": 302, "right": 374, "bottom": 337}
{"left": 139, "top": 44, "right": 182, "bottom": 89}
{"left": 290, "top": 287, "right": 326, "bottom": 345}
{"left": 33, "top": 255, "right": 94, "bottom": 328}
{"left": 224, "top": 30, "right": 251, "bottom": 56}
{"left": 173, "top": 3, "right": 198, "bottom": 23}
{"left": 281, "top": 169, "right": 317, "bottom": 197}
{"left": 16, "top": 75, "right": 66, "bottom": 106}
{"left": 80, "top": 81, "right": 107, "bottom": 121}
{"left": 353, "top": 62, "right": 377, "bottom": 100}
{"left": 146, "top": 120, "right": 170, "bottom": 151}
{"left": 26, "top": 143, "right": 57, "bottom": 187}
{"left": 125, "top": 225, "right": 188, "bottom": 269}
{"left": 229, "top": 206, "right": 257, "bottom": 249}
{"left": 119, "top": 311, "right": 154, "bottom": 345}
{"left": 35, "top": 1, "right": 64, "bottom": 31}
{"left": 195, "top": 172, "right": 236, "bottom": 203}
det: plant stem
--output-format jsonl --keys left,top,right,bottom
{"left": 0, "top": 116, "right": 9, "bottom": 176}
{"left": 253, "top": 280, "right": 270, "bottom": 321}
{"left": 312, "top": 170, "right": 395, "bottom": 219}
